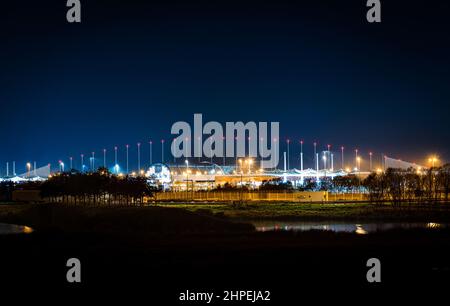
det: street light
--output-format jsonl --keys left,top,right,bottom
{"left": 161, "top": 139, "right": 165, "bottom": 163}
{"left": 286, "top": 139, "right": 290, "bottom": 170}
{"left": 149, "top": 140, "right": 153, "bottom": 165}
{"left": 137, "top": 142, "right": 141, "bottom": 172}
{"left": 300, "top": 140, "right": 304, "bottom": 171}
{"left": 126, "top": 144, "right": 129, "bottom": 174}
{"left": 185, "top": 159, "right": 189, "bottom": 192}
{"left": 114, "top": 146, "right": 118, "bottom": 168}
{"left": 428, "top": 156, "right": 438, "bottom": 168}
{"left": 26, "top": 162, "right": 31, "bottom": 178}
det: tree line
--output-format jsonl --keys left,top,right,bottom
{"left": 40, "top": 167, "right": 155, "bottom": 205}
{"left": 362, "top": 165, "right": 450, "bottom": 204}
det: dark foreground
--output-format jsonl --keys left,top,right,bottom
{"left": 0, "top": 204, "right": 449, "bottom": 303}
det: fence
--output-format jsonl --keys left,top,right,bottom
{"left": 154, "top": 191, "right": 329, "bottom": 202}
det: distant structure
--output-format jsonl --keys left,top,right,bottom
{"left": 0, "top": 164, "right": 50, "bottom": 183}
{"left": 384, "top": 156, "right": 423, "bottom": 170}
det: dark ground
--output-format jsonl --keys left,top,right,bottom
{"left": 1, "top": 204, "right": 449, "bottom": 303}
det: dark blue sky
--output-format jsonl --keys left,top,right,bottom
{"left": 1, "top": 0, "right": 449, "bottom": 173}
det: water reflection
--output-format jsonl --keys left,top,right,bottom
{"left": 252, "top": 221, "right": 447, "bottom": 234}
{"left": 0, "top": 223, "right": 34, "bottom": 235}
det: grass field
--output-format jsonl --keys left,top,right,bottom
{"left": 157, "top": 202, "right": 450, "bottom": 222}
{"left": 2, "top": 201, "right": 450, "bottom": 227}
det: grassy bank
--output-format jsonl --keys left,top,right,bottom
{"left": 1, "top": 202, "right": 450, "bottom": 291}
{"left": 157, "top": 202, "right": 450, "bottom": 222}
{"left": 0, "top": 204, "right": 253, "bottom": 234}
{"left": 2, "top": 202, "right": 450, "bottom": 234}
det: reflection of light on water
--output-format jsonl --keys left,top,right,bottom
{"left": 253, "top": 221, "right": 448, "bottom": 234}
{"left": 0, "top": 223, "right": 34, "bottom": 235}
{"left": 23, "top": 226, "right": 34, "bottom": 234}
{"left": 355, "top": 224, "right": 368, "bottom": 235}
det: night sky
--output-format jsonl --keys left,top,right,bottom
{"left": 1, "top": 0, "right": 449, "bottom": 173}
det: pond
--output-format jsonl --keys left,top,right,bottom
{"left": 250, "top": 220, "right": 446, "bottom": 234}
{"left": 0, "top": 223, "right": 34, "bottom": 235}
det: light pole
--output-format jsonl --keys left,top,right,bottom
{"left": 331, "top": 153, "right": 334, "bottom": 171}
{"left": 357, "top": 156, "right": 361, "bottom": 172}
{"left": 81, "top": 154, "right": 84, "bottom": 172}
{"left": 91, "top": 152, "right": 95, "bottom": 171}
{"left": 313, "top": 142, "right": 317, "bottom": 169}
{"left": 114, "top": 146, "right": 118, "bottom": 168}
{"left": 210, "top": 137, "right": 213, "bottom": 164}
{"left": 70, "top": 157, "right": 73, "bottom": 170}
{"left": 327, "top": 144, "right": 331, "bottom": 170}
{"left": 286, "top": 139, "right": 290, "bottom": 170}
{"left": 149, "top": 141, "right": 153, "bottom": 165}
{"left": 103, "top": 149, "right": 107, "bottom": 168}
{"left": 260, "top": 136, "right": 264, "bottom": 169}
{"left": 222, "top": 136, "right": 226, "bottom": 166}
{"left": 185, "top": 159, "right": 189, "bottom": 192}
{"left": 341, "top": 146, "right": 344, "bottom": 170}
{"left": 369, "top": 152, "right": 373, "bottom": 171}
{"left": 126, "top": 145, "right": 129, "bottom": 174}
{"left": 27, "top": 162, "right": 31, "bottom": 178}
{"left": 197, "top": 136, "right": 201, "bottom": 163}
{"left": 300, "top": 140, "right": 304, "bottom": 171}
{"left": 235, "top": 136, "right": 238, "bottom": 171}
{"left": 273, "top": 138, "right": 277, "bottom": 170}
{"left": 161, "top": 139, "right": 165, "bottom": 163}
{"left": 137, "top": 142, "right": 141, "bottom": 172}
{"left": 355, "top": 149, "right": 358, "bottom": 170}
{"left": 184, "top": 137, "right": 188, "bottom": 164}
